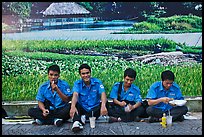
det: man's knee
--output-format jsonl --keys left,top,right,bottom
{"left": 181, "top": 105, "right": 188, "bottom": 114}
{"left": 28, "top": 107, "right": 41, "bottom": 117}
{"left": 56, "top": 105, "right": 71, "bottom": 119}
{"left": 28, "top": 108, "right": 34, "bottom": 116}
{"left": 146, "top": 106, "right": 154, "bottom": 115}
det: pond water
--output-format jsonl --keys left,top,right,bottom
{"left": 2, "top": 20, "right": 135, "bottom": 40}
{"left": 2, "top": 20, "right": 202, "bottom": 47}
{"left": 29, "top": 20, "right": 135, "bottom": 31}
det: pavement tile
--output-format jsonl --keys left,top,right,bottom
{"left": 2, "top": 119, "right": 202, "bottom": 135}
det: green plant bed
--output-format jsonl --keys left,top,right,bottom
{"left": 2, "top": 55, "right": 202, "bottom": 101}
{"left": 2, "top": 39, "right": 202, "bottom": 101}
{"left": 3, "top": 39, "right": 201, "bottom": 55}
{"left": 2, "top": 39, "right": 179, "bottom": 53}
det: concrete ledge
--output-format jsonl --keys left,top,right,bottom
{"left": 2, "top": 96, "right": 202, "bottom": 116}
{"left": 185, "top": 96, "right": 202, "bottom": 112}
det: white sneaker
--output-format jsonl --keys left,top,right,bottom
{"left": 32, "top": 119, "right": 43, "bottom": 125}
{"left": 81, "top": 115, "right": 86, "bottom": 125}
{"left": 71, "top": 121, "right": 83, "bottom": 133}
{"left": 54, "top": 118, "right": 63, "bottom": 127}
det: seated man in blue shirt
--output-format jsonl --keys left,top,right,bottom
{"left": 70, "top": 64, "right": 108, "bottom": 132}
{"left": 146, "top": 70, "right": 188, "bottom": 123}
{"left": 108, "top": 68, "right": 145, "bottom": 122}
{"left": 28, "top": 64, "right": 72, "bottom": 127}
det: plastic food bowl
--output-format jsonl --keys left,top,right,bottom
{"left": 169, "top": 100, "right": 187, "bottom": 106}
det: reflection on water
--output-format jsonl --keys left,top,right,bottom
{"left": 29, "top": 21, "right": 135, "bottom": 32}
{"left": 2, "top": 20, "right": 136, "bottom": 40}
{"left": 2, "top": 21, "right": 135, "bottom": 34}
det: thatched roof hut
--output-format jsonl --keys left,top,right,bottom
{"left": 43, "top": 2, "right": 90, "bottom": 16}
{"left": 28, "top": 2, "right": 94, "bottom": 28}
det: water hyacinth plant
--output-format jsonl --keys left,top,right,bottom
{"left": 2, "top": 39, "right": 202, "bottom": 101}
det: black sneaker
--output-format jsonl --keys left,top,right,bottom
{"left": 71, "top": 121, "right": 83, "bottom": 133}
{"left": 134, "top": 116, "right": 141, "bottom": 122}
{"left": 108, "top": 116, "right": 119, "bottom": 123}
{"left": 177, "top": 116, "right": 185, "bottom": 122}
{"left": 147, "top": 116, "right": 160, "bottom": 123}
{"left": 54, "top": 118, "right": 63, "bottom": 127}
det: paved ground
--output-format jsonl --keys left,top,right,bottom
{"left": 2, "top": 112, "right": 202, "bottom": 135}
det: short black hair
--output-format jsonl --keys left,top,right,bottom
{"left": 124, "top": 68, "right": 136, "bottom": 79}
{"left": 48, "top": 64, "right": 60, "bottom": 74}
{"left": 161, "top": 70, "right": 175, "bottom": 81}
{"left": 79, "top": 64, "right": 91, "bottom": 74}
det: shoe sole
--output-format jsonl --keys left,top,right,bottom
{"left": 32, "top": 122, "right": 42, "bottom": 125}
{"left": 108, "top": 117, "right": 118, "bottom": 123}
{"left": 32, "top": 121, "right": 38, "bottom": 125}
{"left": 72, "top": 127, "right": 83, "bottom": 133}
{"left": 55, "top": 121, "right": 63, "bottom": 127}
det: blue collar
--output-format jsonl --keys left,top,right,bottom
{"left": 123, "top": 83, "right": 134, "bottom": 93}
{"left": 159, "top": 81, "right": 172, "bottom": 92}
{"left": 82, "top": 78, "right": 94, "bottom": 87}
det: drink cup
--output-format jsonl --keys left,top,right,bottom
{"left": 166, "top": 116, "right": 172, "bottom": 126}
{"left": 89, "top": 117, "right": 96, "bottom": 128}
{"left": 124, "top": 105, "right": 130, "bottom": 112}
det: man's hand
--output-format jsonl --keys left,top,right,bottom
{"left": 42, "top": 109, "right": 49, "bottom": 117}
{"left": 119, "top": 101, "right": 127, "bottom": 107}
{"left": 100, "top": 105, "right": 108, "bottom": 116}
{"left": 51, "top": 81, "right": 58, "bottom": 92}
{"left": 70, "top": 106, "right": 78, "bottom": 118}
{"left": 161, "top": 97, "right": 173, "bottom": 104}
{"left": 128, "top": 104, "right": 134, "bottom": 112}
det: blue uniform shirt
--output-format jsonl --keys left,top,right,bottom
{"left": 36, "top": 79, "right": 72, "bottom": 110}
{"left": 72, "top": 77, "right": 105, "bottom": 112}
{"left": 110, "top": 82, "right": 142, "bottom": 104}
{"left": 146, "top": 81, "right": 184, "bottom": 111}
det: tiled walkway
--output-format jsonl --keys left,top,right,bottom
{"left": 2, "top": 112, "right": 202, "bottom": 135}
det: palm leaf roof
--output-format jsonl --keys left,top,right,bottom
{"left": 43, "top": 2, "right": 90, "bottom": 16}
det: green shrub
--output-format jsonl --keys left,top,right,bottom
{"left": 165, "top": 22, "right": 193, "bottom": 30}
{"left": 133, "top": 21, "right": 161, "bottom": 31}
{"left": 126, "top": 15, "right": 202, "bottom": 33}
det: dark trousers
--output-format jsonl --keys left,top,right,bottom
{"left": 108, "top": 104, "right": 145, "bottom": 122}
{"left": 73, "top": 102, "right": 108, "bottom": 124}
{"left": 146, "top": 105, "right": 188, "bottom": 121}
{"left": 28, "top": 103, "right": 70, "bottom": 125}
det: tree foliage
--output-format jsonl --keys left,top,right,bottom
{"left": 2, "top": 2, "right": 32, "bottom": 19}
{"left": 2, "top": 2, "right": 202, "bottom": 20}
{"left": 79, "top": 2, "right": 202, "bottom": 20}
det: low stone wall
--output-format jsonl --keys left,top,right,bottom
{"left": 185, "top": 96, "right": 202, "bottom": 112}
{"left": 2, "top": 101, "right": 37, "bottom": 116}
{"left": 2, "top": 97, "right": 202, "bottom": 116}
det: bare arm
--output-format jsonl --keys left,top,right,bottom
{"left": 100, "top": 92, "right": 108, "bottom": 115}
{"left": 132, "top": 102, "right": 142, "bottom": 110}
{"left": 70, "top": 92, "right": 78, "bottom": 118}
{"left": 148, "top": 97, "right": 173, "bottom": 106}
{"left": 51, "top": 82, "right": 71, "bottom": 102}
{"left": 56, "top": 87, "right": 71, "bottom": 102}
{"left": 38, "top": 101, "right": 49, "bottom": 117}
{"left": 113, "top": 99, "right": 126, "bottom": 107}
